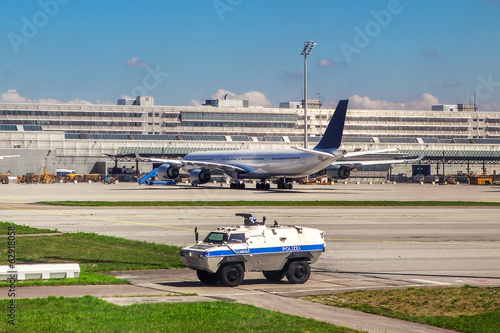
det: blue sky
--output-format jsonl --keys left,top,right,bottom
{"left": 1, "top": 0, "right": 499, "bottom": 110}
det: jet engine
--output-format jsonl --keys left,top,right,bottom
{"left": 157, "top": 164, "right": 179, "bottom": 179}
{"left": 189, "top": 169, "right": 211, "bottom": 184}
{"left": 325, "top": 165, "right": 353, "bottom": 179}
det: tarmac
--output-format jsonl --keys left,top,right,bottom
{"left": 1, "top": 182, "right": 499, "bottom": 332}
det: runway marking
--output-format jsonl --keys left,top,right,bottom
{"left": 411, "top": 279, "right": 451, "bottom": 286}
{"left": 326, "top": 238, "right": 500, "bottom": 247}
{"left": 1, "top": 205, "right": 498, "bottom": 242}
{"left": 456, "top": 279, "right": 500, "bottom": 283}
{"left": 0, "top": 205, "right": 197, "bottom": 232}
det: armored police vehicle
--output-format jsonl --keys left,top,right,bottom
{"left": 180, "top": 213, "right": 325, "bottom": 287}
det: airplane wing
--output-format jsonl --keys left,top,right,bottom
{"left": 181, "top": 160, "right": 247, "bottom": 173}
{"left": 332, "top": 154, "right": 424, "bottom": 167}
{"left": 140, "top": 156, "right": 247, "bottom": 173}
{"left": 0, "top": 155, "right": 20, "bottom": 160}
{"left": 146, "top": 157, "right": 183, "bottom": 166}
{"left": 343, "top": 148, "right": 398, "bottom": 158}
{"left": 0, "top": 148, "right": 27, "bottom": 160}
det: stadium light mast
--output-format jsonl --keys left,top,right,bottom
{"left": 301, "top": 41, "right": 316, "bottom": 149}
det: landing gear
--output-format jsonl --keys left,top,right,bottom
{"left": 277, "top": 178, "right": 294, "bottom": 190}
{"left": 256, "top": 182, "right": 270, "bottom": 190}
{"left": 277, "top": 182, "right": 293, "bottom": 189}
{"left": 230, "top": 182, "right": 245, "bottom": 189}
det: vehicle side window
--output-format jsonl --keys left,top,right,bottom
{"left": 228, "top": 233, "right": 245, "bottom": 243}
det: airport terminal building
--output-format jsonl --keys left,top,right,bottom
{"left": 1, "top": 96, "right": 499, "bottom": 180}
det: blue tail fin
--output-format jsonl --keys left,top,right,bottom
{"left": 314, "top": 99, "right": 349, "bottom": 150}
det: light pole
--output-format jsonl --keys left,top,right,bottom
{"left": 301, "top": 41, "right": 316, "bottom": 148}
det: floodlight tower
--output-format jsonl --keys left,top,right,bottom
{"left": 301, "top": 41, "right": 316, "bottom": 148}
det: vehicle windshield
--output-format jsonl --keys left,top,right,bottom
{"left": 204, "top": 232, "right": 227, "bottom": 244}
{"left": 204, "top": 232, "right": 246, "bottom": 244}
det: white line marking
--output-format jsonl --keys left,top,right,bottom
{"left": 412, "top": 279, "right": 451, "bottom": 286}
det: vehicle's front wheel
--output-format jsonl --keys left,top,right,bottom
{"left": 285, "top": 260, "right": 310, "bottom": 284}
{"left": 197, "top": 270, "right": 219, "bottom": 284}
{"left": 218, "top": 263, "right": 244, "bottom": 287}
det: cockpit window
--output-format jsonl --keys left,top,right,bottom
{"left": 204, "top": 232, "right": 227, "bottom": 244}
{"left": 228, "top": 233, "right": 245, "bottom": 243}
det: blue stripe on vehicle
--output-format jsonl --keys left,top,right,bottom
{"left": 205, "top": 244, "right": 325, "bottom": 258}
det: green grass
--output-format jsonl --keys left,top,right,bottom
{"left": 0, "top": 231, "right": 184, "bottom": 287}
{"left": 304, "top": 285, "right": 500, "bottom": 333}
{"left": 0, "top": 296, "right": 360, "bottom": 333}
{"left": 0, "top": 221, "right": 58, "bottom": 234}
{"left": 37, "top": 200, "right": 500, "bottom": 207}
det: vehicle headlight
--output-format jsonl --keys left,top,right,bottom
{"left": 198, "top": 252, "right": 206, "bottom": 258}
{"left": 179, "top": 250, "right": 186, "bottom": 257}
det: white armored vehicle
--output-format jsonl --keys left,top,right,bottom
{"left": 180, "top": 213, "right": 325, "bottom": 287}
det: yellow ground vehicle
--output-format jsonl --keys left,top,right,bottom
{"left": 0, "top": 174, "right": 10, "bottom": 184}
{"left": 469, "top": 174, "right": 494, "bottom": 185}
{"left": 84, "top": 174, "right": 101, "bottom": 182}
{"left": 65, "top": 174, "right": 84, "bottom": 183}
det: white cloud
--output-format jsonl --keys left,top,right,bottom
{"left": 0, "top": 89, "right": 95, "bottom": 105}
{"left": 188, "top": 99, "right": 202, "bottom": 106}
{"left": 344, "top": 93, "right": 439, "bottom": 110}
{"left": 407, "top": 93, "right": 439, "bottom": 109}
{"left": 0, "top": 89, "right": 29, "bottom": 103}
{"left": 349, "top": 94, "right": 406, "bottom": 109}
{"left": 124, "top": 57, "right": 149, "bottom": 68}
{"left": 317, "top": 57, "right": 335, "bottom": 67}
{"left": 209, "top": 89, "right": 273, "bottom": 107}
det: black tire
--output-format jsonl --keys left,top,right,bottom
{"left": 218, "top": 263, "right": 244, "bottom": 287}
{"left": 285, "top": 260, "right": 310, "bottom": 284}
{"left": 197, "top": 270, "right": 219, "bottom": 284}
{"left": 287, "top": 182, "right": 293, "bottom": 190}
{"left": 263, "top": 270, "right": 285, "bottom": 282}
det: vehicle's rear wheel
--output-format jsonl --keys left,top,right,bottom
{"left": 285, "top": 260, "right": 310, "bottom": 284}
{"left": 263, "top": 269, "right": 285, "bottom": 282}
{"left": 218, "top": 263, "right": 244, "bottom": 287}
{"left": 196, "top": 270, "right": 219, "bottom": 284}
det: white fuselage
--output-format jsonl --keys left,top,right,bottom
{"left": 183, "top": 148, "right": 342, "bottom": 180}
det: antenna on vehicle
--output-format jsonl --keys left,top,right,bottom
{"left": 194, "top": 227, "right": 198, "bottom": 242}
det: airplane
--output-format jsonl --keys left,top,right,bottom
{"left": 146, "top": 99, "right": 350, "bottom": 190}
{"left": 144, "top": 99, "right": 421, "bottom": 190}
